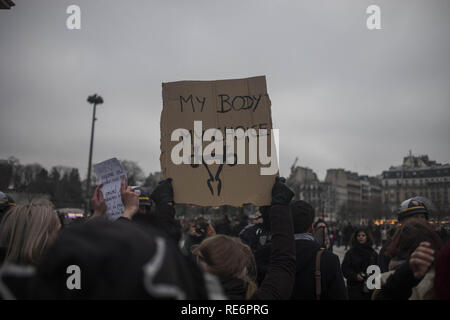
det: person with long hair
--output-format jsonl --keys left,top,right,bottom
{"left": 0, "top": 204, "right": 61, "bottom": 265}
{"left": 192, "top": 177, "right": 296, "bottom": 300}
{"left": 192, "top": 235, "right": 257, "bottom": 299}
{"left": 341, "top": 228, "right": 378, "bottom": 300}
{"left": 384, "top": 220, "right": 443, "bottom": 272}
{"left": 373, "top": 220, "right": 443, "bottom": 300}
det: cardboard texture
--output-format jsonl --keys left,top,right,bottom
{"left": 160, "top": 76, "right": 277, "bottom": 207}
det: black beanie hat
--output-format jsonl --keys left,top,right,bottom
{"left": 29, "top": 219, "right": 211, "bottom": 299}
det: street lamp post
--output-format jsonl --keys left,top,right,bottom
{"left": 86, "top": 94, "right": 104, "bottom": 212}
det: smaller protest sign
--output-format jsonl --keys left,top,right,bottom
{"left": 93, "top": 158, "right": 127, "bottom": 221}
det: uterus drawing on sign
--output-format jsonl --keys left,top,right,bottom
{"left": 190, "top": 145, "right": 237, "bottom": 196}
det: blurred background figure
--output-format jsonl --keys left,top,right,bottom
{"left": 131, "top": 186, "right": 153, "bottom": 217}
{"left": 181, "top": 216, "right": 216, "bottom": 258}
{"left": 0, "top": 191, "right": 16, "bottom": 222}
{"left": 313, "top": 219, "right": 331, "bottom": 252}
{"left": 343, "top": 223, "right": 355, "bottom": 250}
{"left": 239, "top": 210, "right": 265, "bottom": 251}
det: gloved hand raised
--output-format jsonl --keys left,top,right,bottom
{"left": 271, "top": 176, "right": 294, "bottom": 206}
{"left": 151, "top": 178, "right": 174, "bottom": 206}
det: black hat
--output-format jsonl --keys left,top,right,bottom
{"left": 290, "top": 200, "right": 315, "bottom": 234}
{"left": 29, "top": 219, "right": 217, "bottom": 299}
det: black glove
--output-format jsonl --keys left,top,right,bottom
{"left": 271, "top": 176, "right": 294, "bottom": 206}
{"left": 151, "top": 178, "right": 174, "bottom": 206}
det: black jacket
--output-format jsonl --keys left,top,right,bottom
{"left": 341, "top": 244, "right": 378, "bottom": 287}
{"left": 240, "top": 223, "right": 271, "bottom": 285}
{"left": 291, "top": 238, "right": 347, "bottom": 300}
{"left": 251, "top": 204, "right": 296, "bottom": 300}
{"left": 377, "top": 239, "right": 392, "bottom": 273}
{"left": 219, "top": 276, "right": 248, "bottom": 300}
{"left": 374, "top": 260, "right": 421, "bottom": 300}
{"left": 239, "top": 223, "right": 266, "bottom": 252}
{"left": 132, "top": 203, "right": 181, "bottom": 244}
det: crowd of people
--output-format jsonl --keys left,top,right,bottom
{"left": 0, "top": 178, "right": 449, "bottom": 300}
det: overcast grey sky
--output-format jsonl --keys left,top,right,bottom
{"left": 1, "top": 0, "right": 449, "bottom": 180}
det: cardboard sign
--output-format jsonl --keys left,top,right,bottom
{"left": 93, "top": 158, "right": 127, "bottom": 220}
{"left": 160, "top": 76, "right": 278, "bottom": 207}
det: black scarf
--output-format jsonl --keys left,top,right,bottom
{"left": 219, "top": 276, "right": 248, "bottom": 300}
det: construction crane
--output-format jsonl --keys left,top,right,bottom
{"left": 290, "top": 157, "right": 299, "bottom": 174}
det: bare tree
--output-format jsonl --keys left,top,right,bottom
{"left": 120, "top": 159, "right": 145, "bottom": 186}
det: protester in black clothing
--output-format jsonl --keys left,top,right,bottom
{"left": 337, "top": 227, "right": 343, "bottom": 247}
{"left": 192, "top": 177, "right": 296, "bottom": 300}
{"left": 373, "top": 226, "right": 381, "bottom": 249}
{"left": 329, "top": 226, "right": 337, "bottom": 252}
{"left": 143, "top": 179, "right": 183, "bottom": 244}
{"left": 378, "top": 240, "right": 391, "bottom": 273}
{"left": 343, "top": 223, "right": 354, "bottom": 250}
{"left": 239, "top": 210, "right": 271, "bottom": 285}
{"left": 239, "top": 210, "right": 266, "bottom": 252}
{"left": 214, "top": 212, "right": 232, "bottom": 236}
{"left": 341, "top": 228, "right": 378, "bottom": 300}
{"left": 129, "top": 182, "right": 182, "bottom": 244}
{"left": 436, "top": 226, "right": 449, "bottom": 244}
{"left": 230, "top": 212, "right": 249, "bottom": 237}
{"left": 242, "top": 207, "right": 273, "bottom": 286}
{"left": 290, "top": 200, "right": 347, "bottom": 300}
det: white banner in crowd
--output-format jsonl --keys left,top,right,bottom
{"left": 93, "top": 157, "right": 127, "bottom": 221}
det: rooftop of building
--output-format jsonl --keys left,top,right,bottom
{"left": 384, "top": 153, "right": 450, "bottom": 177}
